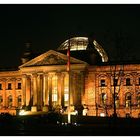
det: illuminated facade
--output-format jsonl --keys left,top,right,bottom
{"left": 0, "top": 37, "right": 140, "bottom": 118}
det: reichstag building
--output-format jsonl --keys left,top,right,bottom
{"left": 0, "top": 37, "right": 140, "bottom": 118}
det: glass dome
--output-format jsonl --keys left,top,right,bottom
{"left": 57, "top": 37, "right": 108, "bottom": 62}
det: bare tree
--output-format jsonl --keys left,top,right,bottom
{"left": 110, "top": 64, "right": 124, "bottom": 117}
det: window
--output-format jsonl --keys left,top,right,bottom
{"left": 18, "top": 83, "right": 21, "bottom": 89}
{"left": 0, "top": 84, "right": 2, "bottom": 90}
{"left": 113, "top": 78, "right": 118, "bottom": 86}
{"left": 126, "top": 78, "right": 131, "bottom": 86}
{"left": 8, "top": 83, "right": 12, "bottom": 90}
{"left": 8, "top": 95, "right": 12, "bottom": 108}
{"left": 52, "top": 88, "right": 57, "bottom": 101}
{"left": 77, "top": 41, "right": 85, "bottom": 50}
{"left": 64, "top": 93, "right": 69, "bottom": 102}
{"left": 18, "top": 96, "right": 21, "bottom": 102}
{"left": 125, "top": 93, "right": 131, "bottom": 108}
{"left": 101, "top": 93, "right": 107, "bottom": 105}
{"left": 17, "top": 95, "right": 22, "bottom": 108}
{"left": 69, "top": 40, "right": 87, "bottom": 51}
{"left": 101, "top": 80, "right": 105, "bottom": 87}
{"left": 9, "top": 96, "right": 12, "bottom": 102}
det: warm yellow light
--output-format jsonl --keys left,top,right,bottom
{"left": 19, "top": 110, "right": 30, "bottom": 116}
{"left": 100, "top": 113, "right": 105, "bottom": 117}
{"left": 19, "top": 110, "right": 25, "bottom": 116}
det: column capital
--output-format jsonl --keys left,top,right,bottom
{"left": 48, "top": 73, "right": 53, "bottom": 79}
{"left": 80, "top": 71, "right": 86, "bottom": 74}
{"left": 56, "top": 72, "right": 63, "bottom": 78}
{"left": 32, "top": 73, "right": 38, "bottom": 78}
{"left": 61, "top": 73, "right": 66, "bottom": 78}
{"left": 39, "top": 74, "right": 43, "bottom": 79}
{"left": 43, "top": 72, "right": 49, "bottom": 77}
{"left": 22, "top": 74, "right": 27, "bottom": 78}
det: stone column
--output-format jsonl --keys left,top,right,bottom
{"left": 30, "top": 75, "right": 33, "bottom": 107}
{"left": 57, "top": 73, "right": 62, "bottom": 106}
{"left": 37, "top": 74, "right": 41, "bottom": 110}
{"left": 31, "top": 73, "right": 37, "bottom": 112}
{"left": 77, "top": 72, "right": 82, "bottom": 105}
{"left": 25, "top": 76, "right": 31, "bottom": 108}
{"left": 39, "top": 74, "right": 43, "bottom": 110}
{"left": 80, "top": 72, "right": 85, "bottom": 106}
{"left": 77, "top": 72, "right": 84, "bottom": 115}
{"left": 12, "top": 78, "right": 16, "bottom": 108}
{"left": 72, "top": 72, "right": 76, "bottom": 106}
{"left": 42, "top": 73, "right": 49, "bottom": 112}
{"left": 48, "top": 74, "right": 52, "bottom": 110}
{"left": 44, "top": 73, "right": 49, "bottom": 105}
{"left": 61, "top": 73, "right": 65, "bottom": 108}
{"left": 22, "top": 74, "right": 26, "bottom": 107}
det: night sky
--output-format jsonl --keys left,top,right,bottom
{"left": 0, "top": 4, "right": 140, "bottom": 68}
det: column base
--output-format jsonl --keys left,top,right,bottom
{"left": 42, "top": 106, "right": 49, "bottom": 112}
{"left": 31, "top": 106, "right": 37, "bottom": 112}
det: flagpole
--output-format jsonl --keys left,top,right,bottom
{"left": 67, "top": 39, "right": 71, "bottom": 124}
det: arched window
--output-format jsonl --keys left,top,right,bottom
{"left": 52, "top": 75, "right": 58, "bottom": 106}
{"left": 101, "top": 93, "right": 107, "bottom": 105}
{"left": 17, "top": 95, "right": 22, "bottom": 108}
{"left": 100, "top": 79, "right": 106, "bottom": 87}
{"left": 126, "top": 78, "right": 131, "bottom": 86}
{"left": 125, "top": 93, "right": 131, "bottom": 108}
{"left": 64, "top": 74, "right": 69, "bottom": 106}
{"left": 8, "top": 95, "right": 12, "bottom": 108}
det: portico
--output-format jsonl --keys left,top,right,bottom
{"left": 19, "top": 50, "right": 87, "bottom": 113}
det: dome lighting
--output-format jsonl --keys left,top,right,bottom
{"left": 58, "top": 37, "right": 108, "bottom": 62}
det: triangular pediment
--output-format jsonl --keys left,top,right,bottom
{"left": 19, "top": 50, "right": 87, "bottom": 68}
